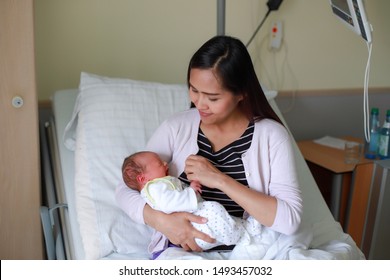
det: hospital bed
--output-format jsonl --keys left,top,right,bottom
{"left": 40, "top": 72, "right": 365, "bottom": 260}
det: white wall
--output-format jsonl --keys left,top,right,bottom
{"left": 34, "top": 0, "right": 390, "bottom": 101}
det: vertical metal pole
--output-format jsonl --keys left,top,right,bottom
{"left": 217, "top": 0, "right": 225, "bottom": 35}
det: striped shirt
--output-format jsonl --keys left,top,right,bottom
{"left": 179, "top": 122, "right": 254, "bottom": 217}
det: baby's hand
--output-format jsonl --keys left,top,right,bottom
{"left": 190, "top": 180, "right": 202, "bottom": 194}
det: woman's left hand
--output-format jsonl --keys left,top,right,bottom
{"left": 185, "top": 155, "right": 223, "bottom": 189}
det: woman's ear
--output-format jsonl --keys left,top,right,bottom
{"left": 236, "top": 92, "right": 245, "bottom": 103}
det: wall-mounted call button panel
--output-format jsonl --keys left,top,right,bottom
{"left": 270, "top": 21, "right": 282, "bottom": 50}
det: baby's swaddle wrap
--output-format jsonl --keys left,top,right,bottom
{"left": 141, "top": 176, "right": 248, "bottom": 250}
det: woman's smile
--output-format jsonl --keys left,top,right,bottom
{"left": 198, "top": 110, "right": 212, "bottom": 118}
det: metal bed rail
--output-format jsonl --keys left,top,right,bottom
{"left": 39, "top": 116, "right": 71, "bottom": 259}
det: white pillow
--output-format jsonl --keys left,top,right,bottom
{"left": 65, "top": 72, "right": 190, "bottom": 259}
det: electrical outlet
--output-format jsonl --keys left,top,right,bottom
{"left": 270, "top": 21, "right": 282, "bottom": 50}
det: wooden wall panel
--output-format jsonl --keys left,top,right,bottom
{"left": 0, "top": 0, "right": 44, "bottom": 259}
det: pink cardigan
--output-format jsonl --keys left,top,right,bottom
{"left": 116, "top": 108, "right": 302, "bottom": 239}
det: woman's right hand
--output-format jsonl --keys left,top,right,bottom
{"left": 144, "top": 206, "right": 215, "bottom": 251}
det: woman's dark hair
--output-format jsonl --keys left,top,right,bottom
{"left": 187, "top": 35, "right": 282, "bottom": 125}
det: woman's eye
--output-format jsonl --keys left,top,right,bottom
{"left": 191, "top": 87, "right": 198, "bottom": 93}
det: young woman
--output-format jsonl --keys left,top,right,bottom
{"left": 116, "top": 35, "right": 302, "bottom": 254}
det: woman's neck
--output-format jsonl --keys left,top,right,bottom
{"left": 200, "top": 112, "right": 249, "bottom": 152}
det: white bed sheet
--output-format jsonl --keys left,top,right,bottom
{"left": 52, "top": 73, "right": 364, "bottom": 260}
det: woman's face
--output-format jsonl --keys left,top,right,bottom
{"left": 189, "top": 68, "right": 243, "bottom": 125}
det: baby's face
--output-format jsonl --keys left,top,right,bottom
{"left": 140, "top": 152, "right": 169, "bottom": 181}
